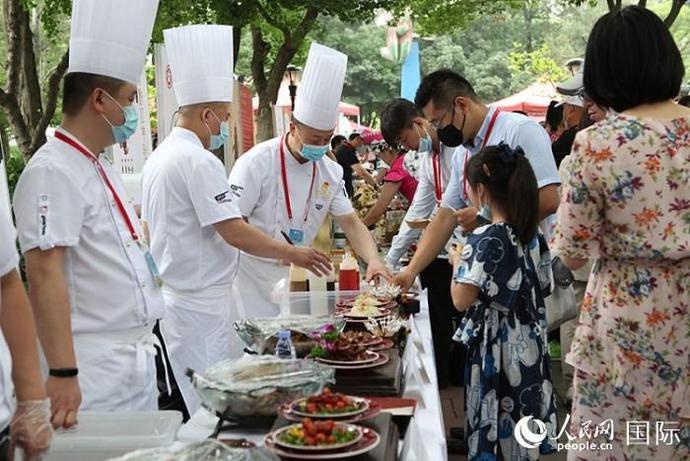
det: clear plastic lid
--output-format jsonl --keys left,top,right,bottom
{"left": 194, "top": 355, "right": 335, "bottom": 394}
{"left": 277, "top": 330, "right": 291, "bottom": 340}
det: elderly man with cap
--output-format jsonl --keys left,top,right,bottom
{"left": 141, "top": 25, "right": 331, "bottom": 418}
{"left": 552, "top": 94, "right": 585, "bottom": 167}
{"left": 13, "top": 0, "right": 164, "bottom": 427}
{"left": 229, "top": 43, "right": 391, "bottom": 318}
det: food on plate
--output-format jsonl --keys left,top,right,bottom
{"left": 277, "top": 418, "right": 359, "bottom": 447}
{"left": 368, "top": 281, "right": 402, "bottom": 300}
{"left": 340, "top": 330, "right": 381, "bottom": 346}
{"left": 296, "top": 388, "right": 364, "bottom": 416}
{"left": 349, "top": 294, "right": 383, "bottom": 317}
{"left": 310, "top": 337, "right": 371, "bottom": 362}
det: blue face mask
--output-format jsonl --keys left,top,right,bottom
{"left": 206, "top": 111, "right": 230, "bottom": 150}
{"left": 297, "top": 131, "right": 329, "bottom": 162}
{"left": 102, "top": 91, "right": 138, "bottom": 144}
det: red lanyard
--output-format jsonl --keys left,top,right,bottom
{"left": 432, "top": 151, "right": 443, "bottom": 204}
{"left": 462, "top": 109, "right": 501, "bottom": 199}
{"left": 55, "top": 131, "right": 140, "bottom": 243}
{"left": 280, "top": 134, "right": 317, "bottom": 223}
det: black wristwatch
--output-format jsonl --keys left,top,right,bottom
{"left": 49, "top": 368, "right": 79, "bottom": 378}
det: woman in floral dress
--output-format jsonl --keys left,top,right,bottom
{"left": 451, "top": 143, "right": 558, "bottom": 460}
{"left": 554, "top": 6, "right": 690, "bottom": 460}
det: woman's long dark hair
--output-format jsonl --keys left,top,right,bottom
{"left": 465, "top": 143, "right": 539, "bottom": 245}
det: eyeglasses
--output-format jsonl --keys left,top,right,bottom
{"left": 431, "top": 106, "right": 454, "bottom": 130}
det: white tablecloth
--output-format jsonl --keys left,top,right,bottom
{"left": 178, "top": 290, "right": 447, "bottom": 461}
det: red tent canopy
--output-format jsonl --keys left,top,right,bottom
{"left": 490, "top": 82, "right": 557, "bottom": 121}
{"left": 349, "top": 121, "right": 383, "bottom": 145}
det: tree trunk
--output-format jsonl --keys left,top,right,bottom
{"left": 523, "top": 5, "right": 534, "bottom": 53}
{"left": 250, "top": 7, "right": 318, "bottom": 142}
{"left": 0, "top": 0, "right": 69, "bottom": 159}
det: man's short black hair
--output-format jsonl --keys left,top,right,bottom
{"left": 414, "top": 69, "right": 478, "bottom": 111}
{"left": 62, "top": 72, "right": 127, "bottom": 116}
{"left": 331, "top": 134, "right": 346, "bottom": 149}
{"left": 380, "top": 98, "right": 420, "bottom": 146}
{"left": 348, "top": 132, "right": 362, "bottom": 142}
{"left": 584, "top": 6, "right": 684, "bottom": 112}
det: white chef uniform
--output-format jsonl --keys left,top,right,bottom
{"left": 229, "top": 137, "right": 354, "bottom": 317}
{"left": 386, "top": 144, "right": 458, "bottom": 266}
{"left": 0, "top": 209, "right": 19, "bottom": 431}
{"left": 11, "top": 0, "right": 163, "bottom": 412}
{"left": 141, "top": 25, "right": 239, "bottom": 414}
{"left": 229, "top": 42, "right": 352, "bottom": 318}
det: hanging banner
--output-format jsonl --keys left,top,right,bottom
{"left": 153, "top": 43, "right": 179, "bottom": 144}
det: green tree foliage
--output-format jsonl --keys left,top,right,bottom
{"left": 309, "top": 17, "right": 400, "bottom": 128}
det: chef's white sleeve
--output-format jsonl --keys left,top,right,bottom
{"left": 0, "top": 210, "right": 19, "bottom": 277}
{"left": 13, "top": 164, "right": 85, "bottom": 253}
{"left": 329, "top": 180, "right": 355, "bottom": 217}
{"left": 227, "top": 154, "right": 261, "bottom": 218}
{"left": 188, "top": 156, "right": 243, "bottom": 227}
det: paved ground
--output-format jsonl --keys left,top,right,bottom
{"left": 443, "top": 359, "right": 570, "bottom": 461}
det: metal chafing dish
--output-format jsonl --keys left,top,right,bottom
{"left": 233, "top": 315, "right": 345, "bottom": 357}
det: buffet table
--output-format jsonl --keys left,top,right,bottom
{"left": 177, "top": 290, "right": 447, "bottom": 461}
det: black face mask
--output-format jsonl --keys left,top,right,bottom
{"left": 437, "top": 105, "right": 466, "bottom": 147}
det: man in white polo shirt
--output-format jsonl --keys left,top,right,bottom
{"left": 13, "top": 0, "right": 164, "bottom": 427}
{"left": 395, "top": 69, "right": 561, "bottom": 291}
{"left": 230, "top": 43, "right": 391, "bottom": 318}
{"left": 141, "top": 25, "right": 330, "bottom": 417}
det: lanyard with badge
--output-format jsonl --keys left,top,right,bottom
{"left": 280, "top": 134, "right": 317, "bottom": 245}
{"left": 461, "top": 109, "right": 501, "bottom": 200}
{"left": 432, "top": 150, "right": 443, "bottom": 205}
{"left": 55, "top": 131, "right": 163, "bottom": 288}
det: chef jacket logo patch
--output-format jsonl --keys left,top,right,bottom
{"left": 38, "top": 194, "right": 50, "bottom": 236}
{"left": 317, "top": 181, "right": 331, "bottom": 200}
{"left": 229, "top": 184, "right": 244, "bottom": 199}
{"left": 214, "top": 191, "right": 232, "bottom": 204}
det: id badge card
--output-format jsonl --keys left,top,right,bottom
{"left": 288, "top": 228, "right": 305, "bottom": 245}
{"left": 138, "top": 241, "right": 164, "bottom": 288}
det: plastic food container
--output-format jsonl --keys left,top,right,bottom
{"left": 233, "top": 315, "right": 346, "bottom": 356}
{"left": 44, "top": 411, "right": 182, "bottom": 461}
{"left": 189, "top": 356, "right": 335, "bottom": 419}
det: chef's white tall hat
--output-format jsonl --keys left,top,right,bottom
{"left": 164, "top": 25, "right": 234, "bottom": 107}
{"left": 293, "top": 43, "right": 348, "bottom": 131}
{"left": 68, "top": 0, "right": 159, "bottom": 85}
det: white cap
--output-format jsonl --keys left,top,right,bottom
{"left": 164, "top": 25, "right": 234, "bottom": 107}
{"left": 293, "top": 43, "right": 348, "bottom": 131}
{"left": 68, "top": 0, "right": 159, "bottom": 85}
{"left": 557, "top": 95, "right": 585, "bottom": 108}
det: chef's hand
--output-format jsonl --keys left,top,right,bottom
{"left": 288, "top": 247, "right": 332, "bottom": 277}
{"left": 46, "top": 376, "right": 81, "bottom": 429}
{"left": 365, "top": 260, "right": 393, "bottom": 284}
{"left": 9, "top": 399, "right": 53, "bottom": 460}
{"left": 455, "top": 206, "right": 479, "bottom": 233}
{"left": 393, "top": 269, "right": 416, "bottom": 292}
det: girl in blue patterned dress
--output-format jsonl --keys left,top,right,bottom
{"left": 451, "top": 143, "right": 558, "bottom": 460}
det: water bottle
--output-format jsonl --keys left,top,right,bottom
{"left": 275, "top": 329, "right": 296, "bottom": 359}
